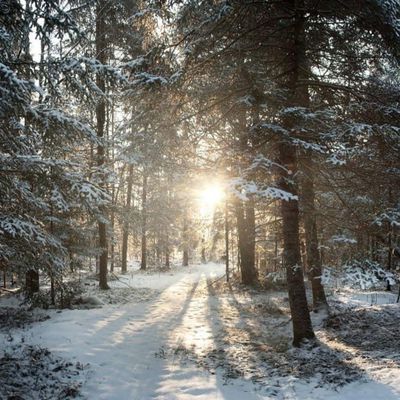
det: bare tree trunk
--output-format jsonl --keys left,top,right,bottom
{"left": 279, "top": 143, "right": 314, "bottom": 345}
{"left": 225, "top": 199, "right": 230, "bottom": 282}
{"left": 165, "top": 234, "right": 170, "bottom": 269}
{"left": 121, "top": 165, "right": 134, "bottom": 273}
{"left": 387, "top": 222, "right": 393, "bottom": 291}
{"left": 183, "top": 248, "right": 189, "bottom": 266}
{"left": 235, "top": 199, "right": 258, "bottom": 285}
{"left": 50, "top": 202, "right": 55, "bottom": 305}
{"left": 182, "top": 209, "right": 189, "bottom": 266}
{"left": 246, "top": 197, "right": 257, "bottom": 279}
{"left": 109, "top": 102, "right": 115, "bottom": 273}
{"left": 22, "top": 0, "right": 40, "bottom": 295}
{"left": 277, "top": 0, "right": 314, "bottom": 346}
{"left": 386, "top": 187, "right": 394, "bottom": 291}
{"left": 274, "top": 213, "right": 279, "bottom": 272}
{"left": 2, "top": 263, "right": 5, "bottom": 289}
{"left": 26, "top": 270, "right": 39, "bottom": 295}
{"left": 301, "top": 157, "right": 328, "bottom": 311}
{"left": 110, "top": 208, "right": 115, "bottom": 273}
{"left": 140, "top": 173, "right": 148, "bottom": 270}
{"left": 96, "top": 0, "right": 109, "bottom": 290}
{"left": 201, "top": 236, "right": 206, "bottom": 263}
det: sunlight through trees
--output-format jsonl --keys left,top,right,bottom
{"left": 1, "top": 0, "right": 400, "bottom": 397}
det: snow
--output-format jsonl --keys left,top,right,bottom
{"left": 333, "top": 289, "right": 398, "bottom": 307}
{"left": 228, "top": 177, "right": 298, "bottom": 202}
{"left": 330, "top": 235, "right": 357, "bottom": 244}
{"left": 1, "top": 263, "right": 400, "bottom": 399}
{"left": 322, "top": 260, "right": 397, "bottom": 290}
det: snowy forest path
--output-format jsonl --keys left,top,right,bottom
{"left": 23, "top": 263, "right": 263, "bottom": 399}
{"left": 10, "top": 263, "right": 400, "bottom": 400}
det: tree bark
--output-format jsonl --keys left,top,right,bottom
{"left": 25, "top": 270, "right": 39, "bottom": 295}
{"left": 121, "top": 165, "right": 134, "bottom": 273}
{"left": 165, "top": 235, "right": 170, "bottom": 269}
{"left": 96, "top": 0, "right": 109, "bottom": 290}
{"left": 277, "top": 0, "right": 315, "bottom": 345}
{"left": 140, "top": 173, "right": 148, "bottom": 270}
{"left": 183, "top": 248, "right": 189, "bottom": 266}
{"left": 225, "top": 199, "right": 230, "bottom": 282}
{"left": 386, "top": 222, "right": 393, "bottom": 291}
{"left": 22, "top": 0, "right": 40, "bottom": 295}
{"left": 279, "top": 143, "right": 315, "bottom": 345}
{"left": 246, "top": 197, "right": 256, "bottom": 277}
{"left": 301, "top": 157, "right": 328, "bottom": 311}
{"left": 2, "top": 264, "right": 6, "bottom": 289}
{"left": 235, "top": 198, "right": 258, "bottom": 285}
{"left": 182, "top": 209, "right": 189, "bottom": 266}
{"left": 201, "top": 236, "right": 206, "bottom": 263}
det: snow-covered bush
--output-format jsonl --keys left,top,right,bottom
{"left": 322, "top": 259, "right": 397, "bottom": 290}
{"left": 264, "top": 270, "right": 287, "bottom": 289}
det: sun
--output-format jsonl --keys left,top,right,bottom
{"left": 198, "top": 184, "right": 224, "bottom": 217}
{"left": 201, "top": 185, "right": 224, "bottom": 205}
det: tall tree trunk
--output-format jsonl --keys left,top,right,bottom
{"left": 225, "top": 198, "right": 230, "bottom": 282}
{"left": 49, "top": 201, "right": 55, "bottom": 305}
{"left": 201, "top": 236, "right": 206, "bottom": 263}
{"left": 183, "top": 247, "right": 189, "bottom": 266}
{"left": 386, "top": 187, "right": 393, "bottom": 291}
{"left": 234, "top": 74, "right": 258, "bottom": 285}
{"left": 96, "top": 0, "right": 109, "bottom": 289}
{"left": 140, "top": 173, "right": 148, "bottom": 270}
{"left": 109, "top": 103, "right": 115, "bottom": 273}
{"left": 387, "top": 222, "right": 393, "bottom": 291}
{"left": 235, "top": 199, "right": 258, "bottom": 285}
{"left": 277, "top": 0, "right": 314, "bottom": 346}
{"left": 2, "top": 265, "right": 6, "bottom": 289}
{"left": 301, "top": 157, "right": 328, "bottom": 311}
{"left": 182, "top": 209, "right": 189, "bottom": 266}
{"left": 246, "top": 197, "right": 257, "bottom": 278}
{"left": 165, "top": 232, "right": 170, "bottom": 269}
{"left": 295, "top": 0, "right": 329, "bottom": 312}
{"left": 26, "top": 270, "right": 39, "bottom": 295}
{"left": 110, "top": 210, "right": 115, "bottom": 273}
{"left": 121, "top": 165, "right": 134, "bottom": 273}
{"left": 22, "top": 0, "right": 40, "bottom": 295}
{"left": 279, "top": 143, "right": 314, "bottom": 345}
{"left": 274, "top": 212, "right": 279, "bottom": 272}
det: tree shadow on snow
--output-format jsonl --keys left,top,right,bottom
{"left": 199, "top": 280, "right": 396, "bottom": 397}
{"left": 323, "top": 302, "right": 400, "bottom": 367}
{"left": 51, "top": 278, "right": 203, "bottom": 399}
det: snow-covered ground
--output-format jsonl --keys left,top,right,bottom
{"left": 1, "top": 263, "right": 400, "bottom": 399}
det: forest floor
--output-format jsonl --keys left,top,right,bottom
{"left": 1, "top": 263, "right": 400, "bottom": 399}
